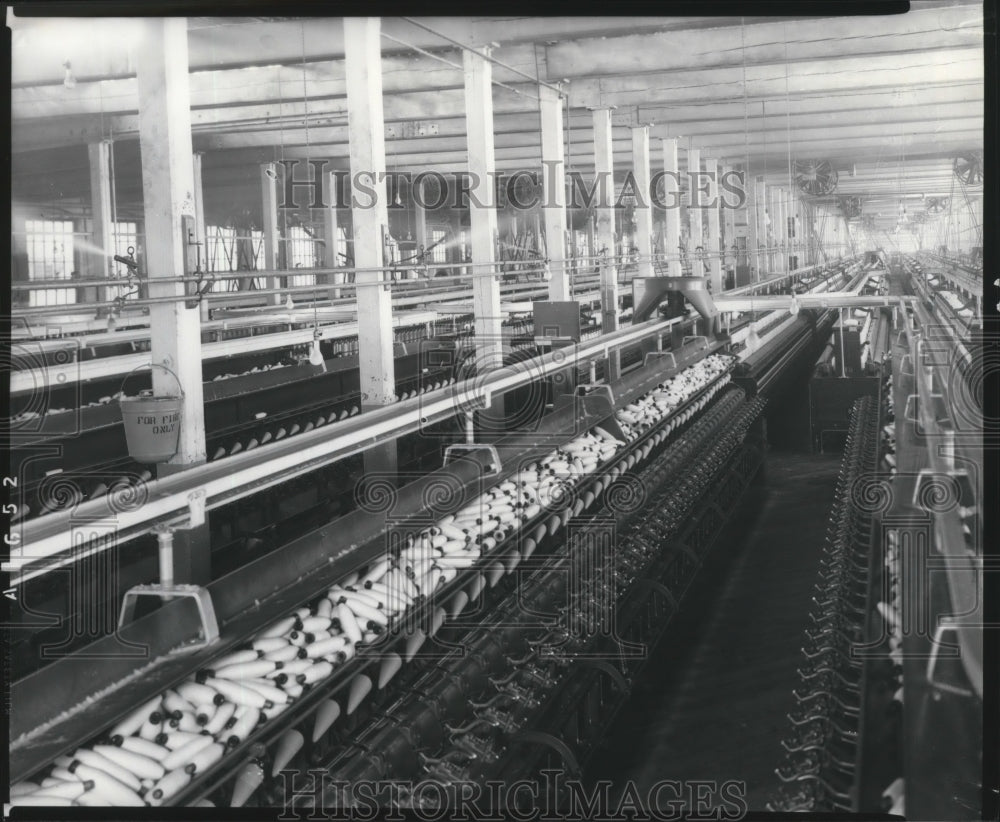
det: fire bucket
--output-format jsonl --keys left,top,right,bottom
{"left": 119, "top": 364, "right": 185, "bottom": 464}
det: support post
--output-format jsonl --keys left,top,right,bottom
{"left": 135, "top": 16, "right": 208, "bottom": 582}
{"left": 593, "top": 107, "right": 619, "bottom": 380}
{"left": 413, "top": 178, "right": 428, "bottom": 252}
{"left": 87, "top": 140, "right": 114, "bottom": 306}
{"left": 752, "top": 175, "right": 766, "bottom": 280}
{"left": 463, "top": 45, "right": 504, "bottom": 376}
{"left": 322, "top": 169, "right": 342, "bottom": 298}
{"left": 722, "top": 163, "right": 737, "bottom": 288}
{"left": 687, "top": 144, "right": 703, "bottom": 277}
{"left": 540, "top": 85, "right": 570, "bottom": 301}
{"left": 261, "top": 162, "right": 282, "bottom": 304}
{"left": 704, "top": 157, "right": 722, "bottom": 294}
{"left": 662, "top": 137, "right": 682, "bottom": 277}
{"left": 345, "top": 17, "right": 397, "bottom": 476}
{"left": 192, "top": 152, "right": 209, "bottom": 321}
{"left": 631, "top": 125, "right": 654, "bottom": 280}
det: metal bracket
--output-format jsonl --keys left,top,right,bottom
{"left": 682, "top": 335, "right": 709, "bottom": 350}
{"left": 119, "top": 584, "right": 220, "bottom": 653}
{"left": 443, "top": 444, "right": 501, "bottom": 476}
{"left": 926, "top": 620, "right": 975, "bottom": 697}
{"left": 643, "top": 351, "right": 677, "bottom": 368}
{"left": 573, "top": 382, "right": 615, "bottom": 405}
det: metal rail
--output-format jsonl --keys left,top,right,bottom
{"left": 7, "top": 316, "right": 684, "bottom": 584}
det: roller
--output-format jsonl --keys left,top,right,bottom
{"left": 69, "top": 763, "right": 145, "bottom": 806}
{"left": 343, "top": 598, "right": 389, "bottom": 627}
{"left": 92, "top": 744, "right": 165, "bottom": 781}
{"left": 108, "top": 695, "right": 163, "bottom": 741}
{"left": 175, "top": 681, "right": 223, "bottom": 708}
{"left": 71, "top": 749, "right": 143, "bottom": 792}
{"left": 263, "top": 643, "right": 304, "bottom": 663}
{"left": 158, "top": 734, "right": 216, "bottom": 774}
{"left": 311, "top": 699, "right": 342, "bottom": 742}
{"left": 202, "top": 701, "right": 237, "bottom": 737}
{"left": 184, "top": 742, "right": 225, "bottom": 776}
{"left": 118, "top": 736, "right": 171, "bottom": 763}
{"left": 360, "top": 558, "right": 391, "bottom": 586}
{"left": 335, "top": 603, "right": 363, "bottom": 645}
{"left": 212, "top": 659, "right": 279, "bottom": 681}
{"left": 225, "top": 707, "right": 262, "bottom": 747}
{"left": 258, "top": 616, "right": 300, "bottom": 639}
{"left": 271, "top": 729, "right": 305, "bottom": 776}
{"left": 305, "top": 635, "right": 347, "bottom": 660}
{"left": 146, "top": 767, "right": 191, "bottom": 807}
{"left": 231, "top": 680, "right": 287, "bottom": 710}
{"left": 301, "top": 616, "right": 333, "bottom": 633}
{"left": 205, "top": 678, "right": 272, "bottom": 710}
{"left": 31, "top": 780, "right": 92, "bottom": 800}
{"left": 158, "top": 731, "right": 208, "bottom": 750}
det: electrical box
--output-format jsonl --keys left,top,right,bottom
{"left": 533, "top": 300, "right": 582, "bottom": 343}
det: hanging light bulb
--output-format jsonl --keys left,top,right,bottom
{"left": 106, "top": 312, "right": 117, "bottom": 332}
{"left": 285, "top": 294, "right": 294, "bottom": 311}
{"left": 789, "top": 295, "right": 800, "bottom": 317}
{"left": 63, "top": 61, "right": 76, "bottom": 89}
{"left": 542, "top": 261, "right": 552, "bottom": 281}
{"left": 745, "top": 323, "right": 761, "bottom": 354}
{"left": 309, "top": 336, "right": 326, "bottom": 370}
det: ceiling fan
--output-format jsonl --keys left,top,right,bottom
{"left": 794, "top": 159, "right": 839, "bottom": 197}
{"left": 952, "top": 152, "right": 983, "bottom": 186}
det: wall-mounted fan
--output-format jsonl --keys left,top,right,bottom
{"left": 838, "top": 196, "right": 863, "bottom": 221}
{"left": 925, "top": 196, "right": 949, "bottom": 214}
{"left": 794, "top": 159, "right": 839, "bottom": 196}
{"left": 953, "top": 152, "right": 982, "bottom": 186}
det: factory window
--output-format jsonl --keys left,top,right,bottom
{"left": 430, "top": 229, "right": 448, "bottom": 264}
{"left": 286, "top": 225, "right": 318, "bottom": 288}
{"left": 205, "top": 226, "right": 237, "bottom": 273}
{"left": 787, "top": 217, "right": 796, "bottom": 239}
{"left": 25, "top": 219, "right": 76, "bottom": 306}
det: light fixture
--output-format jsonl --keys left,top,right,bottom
{"left": 106, "top": 312, "right": 117, "bottom": 332}
{"left": 789, "top": 296, "right": 800, "bottom": 317}
{"left": 285, "top": 294, "right": 294, "bottom": 311}
{"left": 745, "top": 324, "right": 761, "bottom": 354}
{"left": 63, "top": 61, "right": 76, "bottom": 89}
{"left": 308, "top": 336, "right": 326, "bottom": 369}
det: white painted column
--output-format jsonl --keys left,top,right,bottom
{"left": 88, "top": 140, "right": 114, "bottom": 304}
{"left": 704, "top": 156, "right": 722, "bottom": 294}
{"left": 463, "top": 45, "right": 504, "bottom": 372}
{"left": 322, "top": 169, "right": 342, "bottom": 298}
{"left": 192, "top": 152, "right": 210, "bottom": 321}
{"left": 687, "top": 145, "right": 704, "bottom": 278}
{"left": 593, "top": 107, "right": 620, "bottom": 380}
{"left": 261, "top": 163, "right": 282, "bottom": 304}
{"left": 345, "top": 17, "right": 396, "bottom": 412}
{"left": 753, "top": 175, "right": 766, "bottom": 279}
{"left": 135, "top": 17, "right": 206, "bottom": 469}
{"left": 662, "top": 137, "right": 682, "bottom": 277}
{"left": 722, "top": 163, "right": 737, "bottom": 287}
{"left": 413, "top": 179, "right": 428, "bottom": 251}
{"left": 540, "top": 85, "right": 570, "bottom": 301}
{"left": 777, "top": 187, "right": 788, "bottom": 273}
{"left": 631, "top": 125, "right": 654, "bottom": 280}
{"left": 593, "top": 108, "right": 618, "bottom": 328}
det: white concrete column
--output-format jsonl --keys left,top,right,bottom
{"left": 662, "top": 137, "right": 682, "bottom": 277}
{"left": 704, "top": 157, "right": 722, "bottom": 294}
{"left": 322, "top": 169, "right": 342, "bottom": 298}
{"left": 261, "top": 163, "right": 282, "bottom": 304}
{"left": 540, "top": 85, "right": 569, "bottom": 301}
{"left": 593, "top": 108, "right": 618, "bottom": 332}
{"left": 687, "top": 145, "right": 703, "bottom": 276}
{"left": 345, "top": 17, "right": 396, "bottom": 409}
{"left": 777, "top": 187, "right": 788, "bottom": 273}
{"left": 192, "top": 152, "right": 210, "bottom": 321}
{"left": 722, "top": 163, "right": 737, "bottom": 285}
{"left": 135, "top": 17, "right": 205, "bottom": 468}
{"left": 752, "top": 176, "right": 766, "bottom": 279}
{"left": 413, "top": 179, "right": 428, "bottom": 251}
{"left": 88, "top": 140, "right": 114, "bottom": 303}
{"left": 631, "top": 125, "right": 654, "bottom": 280}
{"left": 463, "top": 45, "right": 504, "bottom": 372}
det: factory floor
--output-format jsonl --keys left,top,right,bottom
{"left": 586, "top": 449, "right": 843, "bottom": 811}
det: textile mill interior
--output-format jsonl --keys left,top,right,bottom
{"left": 4, "top": 6, "right": 992, "bottom": 819}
